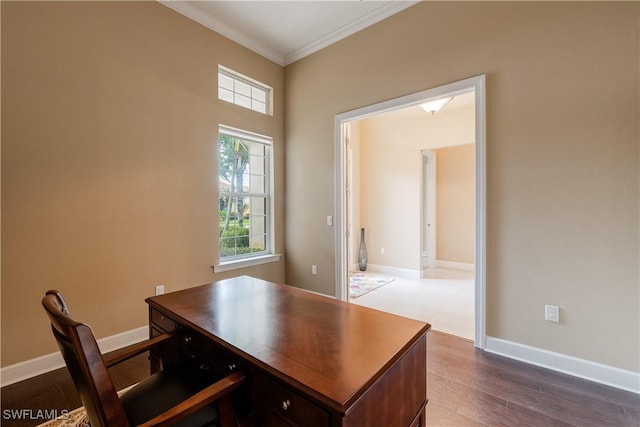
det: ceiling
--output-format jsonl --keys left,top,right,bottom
{"left": 356, "top": 91, "right": 475, "bottom": 137}
{"left": 159, "top": 1, "right": 418, "bottom": 66}
{"left": 385, "top": 91, "right": 476, "bottom": 119}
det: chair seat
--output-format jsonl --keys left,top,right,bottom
{"left": 121, "top": 364, "right": 220, "bottom": 427}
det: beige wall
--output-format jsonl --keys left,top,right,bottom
{"left": 436, "top": 144, "right": 475, "bottom": 265}
{"left": 3, "top": 0, "right": 639, "bottom": 376}
{"left": 359, "top": 118, "right": 421, "bottom": 271}
{"left": 285, "top": 2, "right": 639, "bottom": 372}
{"left": 356, "top": 102, "right": 475, "bottom": 271}
{"left": 1, "top": 1, "right": 285, "bottom": 366}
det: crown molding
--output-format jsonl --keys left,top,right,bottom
{"left": 158, "top": 1, "right": 286, "bottom": 65}
{"left": 159, "top": 1, "right": 418, "bottom": 67}
{"left": 284, "top": 1, "right": 418, "bottom": 65}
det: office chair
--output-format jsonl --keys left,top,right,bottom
{"left": 42, "top": 290, "right": 245, "bottom": 427}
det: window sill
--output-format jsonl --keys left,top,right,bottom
{"left": 213, "top": 254, "right": 282, "bottom": 273}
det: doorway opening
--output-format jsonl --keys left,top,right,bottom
{"left": 334, "top": 75, "right": 486, "bottom": 348}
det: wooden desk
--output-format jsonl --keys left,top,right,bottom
{"left": 146, "top": 275, "right": 430, "bottom": 427}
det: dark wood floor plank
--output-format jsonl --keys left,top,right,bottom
{"left": 1, "top": 352, "right": 149, "bottom": 427}
{"left": 429, "top": 369, "right": 574, "bottom": 427}
{"left": 470, "top": 361, "right": 630, "bottom": 423}
{"left": 540, "top": 374, "right": 640, "bottom": 411}
{"left": 1, "top": 331, "right": 638, "bottom": 427}
{"left": 426, "top": 401, "right": 486, "bottom": 427}
{"left": 426, "top": 332, "right": 639, "bottom": 427}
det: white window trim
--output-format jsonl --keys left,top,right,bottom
{"left": 218, "top": 65, "right": 273, "bottom": 116}
{"left": 213, "top": 253, "right": 281, "bottom": 273}
{"left": 217, "top": 125, "right": 276, "bottom": 266}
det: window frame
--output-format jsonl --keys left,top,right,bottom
{"left": 215, "top": 125, "right": 279, "bottom": 271}
{"left": 218, "top": 65, "right": 272, "bottom": 115}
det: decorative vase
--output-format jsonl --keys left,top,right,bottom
{"left": 358, "top": 227, "right": 368, "bottom": 271}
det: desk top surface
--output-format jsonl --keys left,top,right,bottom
{"left": 146, "top": 275, "right": 430, "bottom": 411}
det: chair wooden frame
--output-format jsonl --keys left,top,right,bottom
{"left": 42, "top": 290, "right": 245, "bottom": 427}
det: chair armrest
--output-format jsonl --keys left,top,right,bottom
{"left": 136, "top": 371, "right": 246, "bottom": 427}
{"left": 103, "top": 331, "right": 178, "bottom": 368}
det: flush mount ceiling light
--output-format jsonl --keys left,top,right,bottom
{"left": 419, "top": 96, "right": 453, "bottom": 114}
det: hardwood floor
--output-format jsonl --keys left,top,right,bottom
{"left": 1, "top": 353, "right": 149, "bottom": 427}
{"left": 1, "top": 332, "right": 638, "bottom": 426}
{"left": 426, "top": 332, "right": 639, "bottom": 427}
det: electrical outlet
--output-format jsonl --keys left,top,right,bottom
{"left": 155, "top": 285, "right": 165, "bottom": 296}
{"left": 545, "top": 304, "right": 559, "bottom": 323}
{"left": 311, "top": 265, "right": 318, "bottom": 275}
{"left": 380, "top": 247, "right": 385, "bottom": 255}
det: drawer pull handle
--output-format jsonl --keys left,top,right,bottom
{"left": 282, "top": 400, "right": 291, "bottom": 411}
{"left": 183, "top": 336, "right": 192, "bottom": 343}
{"left": 228, "top": 364, "right": 236, "bottom": 371}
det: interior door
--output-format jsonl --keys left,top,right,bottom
{"left": 347, "top": 144, "right": 353, "bottom": 272}
{"left": 422, "top": 150, "right": 436, "bottom": 270}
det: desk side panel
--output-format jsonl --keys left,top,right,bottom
{"left": 342, "top": 333, "right": 427, "bottom": 427}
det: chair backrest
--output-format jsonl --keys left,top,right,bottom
{"left": 42, "top": 290, "right": 130, "bottom": 427}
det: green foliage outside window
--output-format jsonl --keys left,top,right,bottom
{"left": 218, "top": 131, "right": 268, "bottom": 258}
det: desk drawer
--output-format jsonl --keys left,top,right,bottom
{"left": 179, "top": 329, "right": 245, "bottom": 376}
{"left": 255, "top": 373, "right": 330, "bottom": 427}
{"left": 150, "top": 309, "right": 176, "bottom": 332}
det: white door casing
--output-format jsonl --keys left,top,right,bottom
{"left": 421, "top": 150, "right": 436, "bottom": 271}
{"left": 334, "top": 75, "right": 486, "bottom": 349}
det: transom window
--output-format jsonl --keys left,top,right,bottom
{"left": 218, "top": 66, "right": 271, "bottom": 115}
{"left": 218, "top": 126, "right": 272, "bottom": 261}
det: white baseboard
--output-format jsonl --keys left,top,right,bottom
{"left": 485, "top": 336, "right": 640, "bottom": 394}
{"left": 9, "top": 325, "right": 636, "bottom": 395}
{"left": 353, "top": 261, "right": 475, "bottom": 278}
{"left": 364, "top": 264, "right": 421, "bottom": 279}
{"left": 0, "top": 326, "right": 148, "bottom": 387}
{"left": 434, "top": 260, "right": 475, "bottom": 271}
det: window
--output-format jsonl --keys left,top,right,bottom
{"left": 218, "top": 126, "right": 272, "bottom": 262}
{"left": 218, "top": 66, "right": 271, "bottom": 115}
